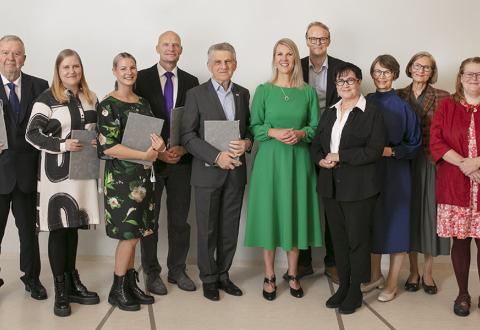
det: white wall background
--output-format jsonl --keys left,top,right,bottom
{"left": 2, "top": 0, "right": 478, "bottom": 268}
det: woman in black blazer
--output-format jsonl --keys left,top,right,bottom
{"left": 310, "top": 62, "right": 385, "bottom": 314}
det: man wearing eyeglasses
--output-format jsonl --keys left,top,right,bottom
{"left": 294, "top": 21, "right": 346, "bottom": 284}
{"left": 0, "top": 35, "right": 48, "bottom": 298}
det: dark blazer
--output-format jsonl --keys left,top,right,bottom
{"left": 310, "top": 98, "right": 386, "bottom": 202}
{"left": 181, "top": 79, "right": 251, "bottom": 188}
{"left": 301, "top": 55, "right": 345, "bottom": 108}
{"left": 135, "top": 64, "right": 199, "bottom": 170}
{"left": 0, "top": 73, "right": 48, "bottom": 194}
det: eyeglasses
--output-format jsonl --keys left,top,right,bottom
{"left": 412, "top": 63, "right": 432, "bottom": 72}
{"left": 462, "top": 72, "right": 480, "bottom": 81}
{"left": 372, "top": 69, "right": 393, "bottom": 78}
{"left": 307, "top": 37, "right": 329, "bottom": 45}
{"left": 335, "top": 78, "right": 359, "bottom": 86}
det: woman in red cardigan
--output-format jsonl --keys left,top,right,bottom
{"left": 430, "top": 57, "right": 480, "bottom": 317}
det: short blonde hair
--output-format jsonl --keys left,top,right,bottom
{"left": 270, "top": 38, "right": 305, "bottom": 88}
{"left": 405, "top": 51, "right": 438, "bottom": 84}
{"left": 52, "top": 49, "right": 95, "bottom": 105}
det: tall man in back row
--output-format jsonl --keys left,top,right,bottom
{"left": 294, "top": 22, "right": 346, "bottom": 284}
{"left": 135, "top": 31, "right": 199, "bottom": 294}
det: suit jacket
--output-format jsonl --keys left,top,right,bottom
{"left": 181, "top": 79, "right": 251, "bottom": 188}
{"left": 397, "top": 84, "right": 450, "bottom": 160}
{"left": 301, "top": 55, "right": 345, "bottom": 108}
{"left": 135, "top": 64, "right": 199, "bottom": 172}
{"left": 310, "top": 99, "right": 385, "bottom": 201}
{"left": 0, "top": 73, "right": 48, "bottom": 194}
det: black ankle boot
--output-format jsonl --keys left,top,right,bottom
{"left": 339, "top": 284, "right": 363, "bottom": 314}
{"left": 108, "top": 274, "right": 140, "bottom": 311}
{"left": 326, "top": 284, "right": 350, "bottom": 308}
{"left": 126, "top": 269, "right": 154, "bottom": 305}
{"left": 66, "top": 269, "right": 100, "bottom": 305}
{"left": 54, "top": 275, "right": 71, "bottom": 317}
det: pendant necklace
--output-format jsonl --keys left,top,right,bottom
{"left": 280, "top": 87, "right": 289, "bottom": 102}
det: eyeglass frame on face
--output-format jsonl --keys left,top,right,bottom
{"left": 412, "top": 62, "right": 432, "bottom": 73}
{"left": 372, "top": 69, "right": 393, "bottom": 78}
{"left": 462, "top": 71, "right": 480, "bottom": 81}
{"left": 336, "top": 78, "right": 359, "bottom": 86}
{"left": 306, "top": 36, "right": 330, "bottom": 45}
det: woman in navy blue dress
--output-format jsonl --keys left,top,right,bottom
{"left": 361, "top": 55, "right": 421, "bottom": 302}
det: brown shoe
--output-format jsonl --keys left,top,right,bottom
{"left": 453, "top": 294, "right": 471, "bottom": 317}
{"left": 325, "top": 266, "right": 340, "bottom": 284}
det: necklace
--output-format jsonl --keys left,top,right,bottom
{"left": 280, "top": 87, "right": 289, "bottom": 102}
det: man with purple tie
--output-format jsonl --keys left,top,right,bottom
{"left": 0, "top": 35, "right": 48, "bottom": 298}
{"left": 135, "top": 31, "right": 199, "bottom": 295}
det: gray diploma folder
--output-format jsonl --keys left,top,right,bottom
{"left": 121, "top": 112, "right": 164, "bottom": 165}
{"left": 169, "top": 106, "right": 184, "bottom": 147}
{"left": 204, "top": 120, "right": 240, "bottom": 152}
{"left": 0, "top": 100, "right": 8, "bottom": 151}
{"left": 69, "top": 130, "right": 99, "bottom": 179}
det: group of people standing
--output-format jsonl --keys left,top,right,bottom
{"left": 0, "top": 20, "right": 480, "bottom": 319}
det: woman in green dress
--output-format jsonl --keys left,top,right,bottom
{"left": 97, "top": 53, "right": 165, "bottom": 311}
{"left": 244, "top": 38, "right": 323, "bottom": 301}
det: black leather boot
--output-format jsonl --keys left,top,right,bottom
{"left": 126, "top": 269, "right": 154, "bottom": 305}
{"left": 66, "top": 269, "right": 100, "bottom": 305}
{"left": 54, "top": 275, "right": 71, "bottom": 317}
{"left": 108, "top": 274, "right": 140, "bottom": 311}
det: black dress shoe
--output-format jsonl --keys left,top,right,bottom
{"left": 404, "top": 274, "right": 420, "bottom": 292}
{"left": 218, "top": 279, "right": 242, "bottom": 296}
{"left": 453, "top": 294, "right": 471, "bottom": 317}
{"left": 65, "top": 270, "right": 100, "bottom": 305}
{"left": 146, "top": 274, "right": 167, "bottom": 296}
{"left": 326, "top": 285, "right": 349, "bottom": 309}
{"left": 338, "top": 286, "right": 362, "bottom": 314}
{"left": 282, "top": 264, "right": 314, "bottom": 281}
{"left": 285, "top": 275, "right": 304, "bottom": 298}
{"left": 20, "top": 275, "right": 48, "bottom": 300}
{"left": 262, "top": 276, "right": 276, "bottom": 301}
{"left": 421, "top": 276, "right": 438, "bottom": 295}
{"left": 202, "top": 282, "right": 219, "bottom": 301}
{"left": 168, "top": 271, "right": 196, "bottom": 292}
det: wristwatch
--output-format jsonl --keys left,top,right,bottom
{"left": 391, "top": 148, "right": 396, "bottom": 157}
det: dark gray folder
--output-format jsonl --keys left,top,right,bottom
{"left": 122, "top": 112, "right": 164, "bottom": 165}
{"left": 69, "top": 130, "right": 99, "bottom": 179}
{"left": 0, "top": 100, "right": 8, "bottom": 151}
{"left": 169, "top": 106, "right": 184, "bottom": 147}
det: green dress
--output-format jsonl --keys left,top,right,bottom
{"left": 97, "top": 96, "right": 156, "bottom": 240}
{"left": 244, "top": 83, "right": 323, "bottom": 251}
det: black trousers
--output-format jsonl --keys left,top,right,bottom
{"left": 194, "top": 177, "right": 244, "bottom": 284}
{"left": 141, "top": 163, "right": 192, "bottom": 277}
{"left": 323, "top": 195, "right": 378, "bottom": 284}
{"left": 298, "top": 207, "right": 336, "bottom": 268}
{"left": 0, "top": 185, "right": 40, "bottom": 279}
{"left": 48, "top": 228, "right": 78, "bottom": 277}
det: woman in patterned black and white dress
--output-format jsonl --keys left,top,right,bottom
{"left": 26, "top": 49, "right": 99, "bottom": 317}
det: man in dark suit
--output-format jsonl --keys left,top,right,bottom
{"left": 295, "top": 22, "right": 346, "bottom": 284}
{"left": 0, "top": 35, "right": 48, "bottom": 298}
{"left": 135, "top": 31, "right": 199, "bottom": 295}
{"left": 181, "top": 42, "right": 251, "bottom": 301}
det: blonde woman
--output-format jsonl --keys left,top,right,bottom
{"left": 245, "top": 38, "right": 322, "bottom": 300}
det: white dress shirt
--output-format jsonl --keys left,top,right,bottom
{"left": 157, "top": 63, "right": 178, "bottom": 107}
{"left": 1, "top": 73, "right": 22, "bottom": 102}
{"left": 330, "top": 94, "right": 366, "bottom": 153}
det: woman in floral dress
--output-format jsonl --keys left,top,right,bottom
{"left": 430, "top": 57, "right": 480, "bottom": 317}
{"left": 97, "top": 52, "right": 165, "bottom": 311}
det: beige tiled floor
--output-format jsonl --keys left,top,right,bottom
{"left": 0, "top": 256, "right": 479, "bottom": 330}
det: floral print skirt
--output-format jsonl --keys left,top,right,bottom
{"left": 103, "top": 160, "right": 156, "bottom": 240}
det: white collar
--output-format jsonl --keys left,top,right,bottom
{"left": 332, "top": 94, "right": 366, "bottom": 112}
{"left": 1, "top": 73, "right": 22, "bottom": 87}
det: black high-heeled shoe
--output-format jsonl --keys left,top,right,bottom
{"left": 421, "top": 276, "right": 438, "bottom": 295}
{"left": 262, "top": 276, "right": 276, "bottom": 301}
{"left": 285, "top": 275, "right": 304, "bottom": 298}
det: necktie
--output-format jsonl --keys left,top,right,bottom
{"left": 164, "top": 72, "right": 174, "bottom": 121}
{"left": 6, "top": 82, "right": 20, "bottom": 121}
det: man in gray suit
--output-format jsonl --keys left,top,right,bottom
{"left": 181, "top": 42, "right": 251, "bottom": 301}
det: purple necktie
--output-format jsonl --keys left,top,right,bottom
{"left": 6, "top": 82, "right": 20, "bottom": 121}
{"left": 164, "top": 72, "right": 174, "bottom": 121}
